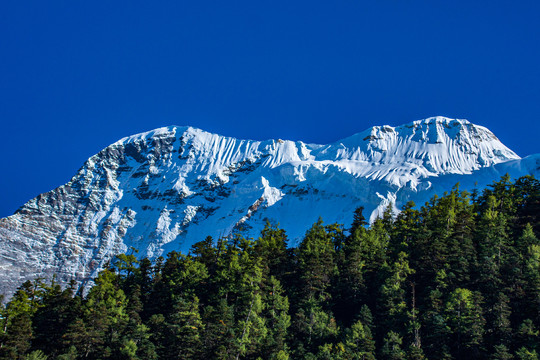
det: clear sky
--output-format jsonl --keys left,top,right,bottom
{"left": 1, "top": 1, "right": 539, "bottom": 218}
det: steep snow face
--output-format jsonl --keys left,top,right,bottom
{"left": 319, "top": 117, "right": 519, "bottom": 188}
{"left": 0, "top": 117, "right": 535, "bottom": 297}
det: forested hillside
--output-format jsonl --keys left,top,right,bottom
{"left": 1, "top": 175, "right": 539, "bottom": 360}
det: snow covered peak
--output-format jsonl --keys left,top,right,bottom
{"left": 338, "top": 116, "right": 506, "bottom": 150}
{"left": 0, "top": 116, "right": 534, "bottom": 298}
{"left": 114, "top": 125, "right": 195, "bottom": 146}
{"left": 412, "top": 115, "right": 470, "bottom": 125}
{"left": 308, "top": 117, "right": 518, "bottom": 187}
{"left": 100, "top": 117, "right": 520, "bottom": 192}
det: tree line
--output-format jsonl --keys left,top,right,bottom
{"left": 1, "top": 174, "right": 539, "bottom": 359}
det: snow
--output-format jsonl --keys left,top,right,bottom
{"left": 0, "top": 116, "right": 537, "bottom": 298}
{"left": 261, "top": 176, "right": 284, "bottom": 207}
{"left": 90, "top": 117, "right": 527, "bottom": 251}
{"left": 183, "top": 205, "right": 199, "bottom": 225}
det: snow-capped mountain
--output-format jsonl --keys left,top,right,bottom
{"left": 0, "top": 116, "right": 538, "bottom": 297}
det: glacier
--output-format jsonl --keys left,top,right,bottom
{"left": 0, "top": 116, "right": 538, "bottom": 297}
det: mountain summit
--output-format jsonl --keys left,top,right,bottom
{"left": 0, "top": 117, "right": 537, "bottom": 296}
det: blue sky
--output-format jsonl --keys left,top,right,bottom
{"left": 1, "top": 1, "right": 539, "bottom": 217}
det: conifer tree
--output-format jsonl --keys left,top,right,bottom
{"left": 380, "top": 331, "right": 406, "bottom": 360}
{"left": 491, "top": 344, "right": 514, "bottom": 360}
{"left": 166, "top": 296, "right": 204, "bottom": 359}
{"left": 31, "top": 281, "right": 79, "bottom": 357}
{"left": 260, "top": 276, "right": 291, "bottom": 358}
{"left": 254, "top": 221, "right": 290, "bottom": 283}
{"left": 444, "top": 288, "right": 486, "bottom": 358}
{"left": 63, "top": 269, "right": 129, "bottom": 358}
{"left": 334, "top": 207, "right": 369, "bottom": 323}
{"left": 379, "top": 251, "right": 414, "bottom": 334}
{"left": 293, "top": 219, "right": 339, "bottom": 355}
{"left": 342, "top": 318, "right": 376, "bottom": 360}
{"left": 0, "top": 279, "right": 48, "bottom": 359}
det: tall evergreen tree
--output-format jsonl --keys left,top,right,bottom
{"left": 444, "top": 288, "right": 486, "bottom": 358}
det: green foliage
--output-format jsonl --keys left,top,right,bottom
{"left": 297, "top": 218, "right": 338, "bottom": 304}
{"left": 379, "top": 251, "right": 414, "bottom": 332}
{"left": 166, "top": 296, "right": 204, "bottom": 359}
{"left": 342, "top": 318, "right": 375, "bottom": 359}
{"left": 444, "top": 288, "right": 486, "bottom": 357}
{"left": 516, "top": 347, "right": 539, "bottom": 360}
{"left": 491, "top": 344, "right": 514, "bottom": 360}
{"left": 24, "top": 350, "right": 47, "bottom": 360}
{"left": 380, "top": 331, "right": 406, "bottom": 360}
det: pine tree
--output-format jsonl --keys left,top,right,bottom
{"left": 379, "top": 251, "right": 414, "bottom": 334}
{"left": 0, "top": 279, "right": 48, "bottom": 359}
{"left": 514, "top": 176, "right": 540, "bottom": 235}
{"left": 488, "top": 292, "right": 512, "bottom": 351}
{"left": 515, "top": 319, "right": 539, "bottom": 354}
{"left": 166, "top": 296, "right": 204, "bottom": 359}
{"left": 31, "top": 281, "right": 79, "bottom": 357}
{"left": 422, "top": 275, "right": 451, "bottom": 359}
{"left": 334, "top": 208, "right": 369, "bottom": 324}
{"left": 342, "top": 318, "right": 376, "bottom": 360}
{"left": 444, "top": 288, "right": 486, "bottom": 358}
{"left": 200, "top": 299, "right": 236, "bottom": 359}
{"left": 520, "top": 225, "right": 540, "bottom": 325}
{"left": 293, "top": 219, "right": 339, "bottom": 355}
{"left": 254, "top": 221, "right": 290, "bottom": 283}
{"left": 63, "top": 269, "right": 129, "bottom": 358}
{"left": 260, "top": 276, "right": 291, "bottom": 357}
{"left": 491, "top": 344, "right": 514, "bottom": 360}
{"left": 515, "top": 347, "right": 539, "bottom": 360}
{"left": 297, "top": 219, "right": 338, "bottom": 304}
{"left": 380, "top": 331, "right": 406, "bottom": 360}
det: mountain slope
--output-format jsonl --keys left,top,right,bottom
{"left": 0, "top": 116, "right": 537, "bottom": 297}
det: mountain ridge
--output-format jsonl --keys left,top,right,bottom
{"left": 0, "top": 116, "right": 537, "bottom": 297}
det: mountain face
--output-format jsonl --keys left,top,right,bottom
{"left": 0, "top": 116, "right": 538, "bottom": 297}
